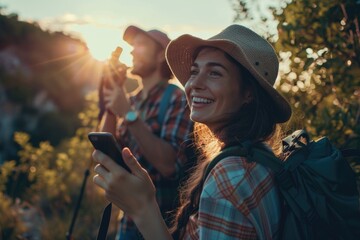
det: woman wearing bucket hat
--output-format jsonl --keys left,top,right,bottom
{"left": 92, "top": 24, "right": 292, "bottom": 239}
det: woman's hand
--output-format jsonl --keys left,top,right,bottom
{"left": 93, "top": 148, "right": 173, "bottom": 240}
{"left": 92, "top": 147, "right": 156, "bottom": 218}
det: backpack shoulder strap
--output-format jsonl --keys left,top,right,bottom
{"left": 158, "top": 83, "right": 179, "bottom": 125}
{"left": 247, "top": 145, "right": 284, "bottom": 173}
{"left": 202, "top": 146, "right": 248, "bottom": 183}
{"left": 202, "top": 144, "right": 284, "bottom": 183}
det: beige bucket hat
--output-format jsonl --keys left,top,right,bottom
{"left": 166, "top": 24, "right": 292, "bottom": 123}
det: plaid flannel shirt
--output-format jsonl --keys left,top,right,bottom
{"left": 184, "top": 155, "right": 281, "bottom": 240}
{"left": 116, "top": 82, "right": 193, "bottom": 239}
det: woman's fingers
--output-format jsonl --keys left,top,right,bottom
{"left": 92, "top": 150, "right": 127, "bottom": 174}
{"left": 122, "top": 147, "right": 155, "bottom": 189}
{"left": 92, "top": 150, "right": 131, "bottom": 194}
{"left": 93, "top": 171, "right": 107, "bottom": 190}
{"left": 122, "top": 148, "right": 145, "bottom": 177}
{"left": 92, "top": 162, "right": 110, "bottom": 190}
{"left": 93, "top": 163, "right": 112, "bottom": 182}
{"left": 92, "top": 147, "right": 156, "bottom": 214}
{"left": 93, "top": 147, "right": 149, "bottom": 182}
{"left": 93, "top": 163, "right": 108, "bottom": 175}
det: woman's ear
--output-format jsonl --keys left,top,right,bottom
{"left": 244, "top": 89, "right": 253, "bottom": 104}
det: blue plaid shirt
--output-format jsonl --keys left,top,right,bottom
{"left": 184, "top": 155, "right": 281, "bottom": 240}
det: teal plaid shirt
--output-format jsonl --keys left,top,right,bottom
{"left": 184, "top": 155, "right": 281, "bottom": 240}
{"left": 116, "top": 82, "right": 194, "bottom": 239}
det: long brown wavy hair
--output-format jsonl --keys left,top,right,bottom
{"left": 170, "top": 47, "right": 284, "bottom": 239}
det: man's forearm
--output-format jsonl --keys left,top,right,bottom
{"left": 127, "top": 119, "right": 177, "bottom": 178}
{"left": 100, "top": 111, "right": 118, "bottom": 135}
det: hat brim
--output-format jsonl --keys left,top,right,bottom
{"left": 123, "top": 25, "right": 148, "bottom": 45}
{"left": 166, "top": 34, "right": 292, "bottom": 123}
{"left": 123, "top": 25, "right": 167, "bottom": 49}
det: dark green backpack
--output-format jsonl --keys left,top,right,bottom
{"left": 203, "top": 129, "right": 360, "bottom": 240}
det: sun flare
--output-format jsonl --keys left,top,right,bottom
{"left": 79, "top": 27, "right": 132, "bottom": 66}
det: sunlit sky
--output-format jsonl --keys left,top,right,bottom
{"left": 1, "top": 0, "right": 240, "bottom": 65}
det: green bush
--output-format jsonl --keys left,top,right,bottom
{"left": 0, "top": 92, "right": 114, "bottom": 239}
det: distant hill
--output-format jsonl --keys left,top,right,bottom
{"left": 0, "top": 11, "right": 102, "bottom": 162}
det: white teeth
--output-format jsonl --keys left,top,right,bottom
{"left": 192, "top": 97, "right": 214, "bottom": 104}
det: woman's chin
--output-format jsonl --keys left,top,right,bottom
{"left": 190, "top": 114, "right": 208, "bottom": 125}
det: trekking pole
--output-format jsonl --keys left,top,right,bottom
{"left": 66, "top": 124, "right": 100, "bottom": 240}
{"left": 66, "top": 46, "right": 123, "bottom": 240}
{"left": 66, "top": 159, "right": 92, "bottom": 240}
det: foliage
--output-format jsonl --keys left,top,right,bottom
{"left": 0, "top": 193, "right": 26, "bottom": 239}
{"left": 0, "top": 9, "right": 100, "bottom": 163}
{"left": 0, "top": 92, "right": 110, "bottom": 239}
{"left": 0, "top": 8, "right": 115, "bottom": 239}
{"left": 0, "top": 10, "right": 90, "bottom": 113}
{"left": 231, "top": 0, "right": 360, "bottom": 149}
{"left": 230, "top": 0, "right": 291, "bottom": 40}
{"left": 274, "top": 0, "right": 360, "bottom": 150}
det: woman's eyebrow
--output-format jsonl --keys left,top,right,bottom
{"left": 206, "top": 62, "right": 227, "bottom": 69}
{"left": 191, "top": 61, "right": 227, "bottom": 70}
{"left": 191, "top": 62, "right": 198, "bottom": 68}
{"left": 201, "top": 62, "right": 230, "bottom": 74}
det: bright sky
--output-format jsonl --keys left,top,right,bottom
{"left": 1, "top": 0, "right": 237, "bottom": 65}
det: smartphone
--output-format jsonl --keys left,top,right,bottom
{"left": 88, "top": 132, "right": 130, "bottom": 172}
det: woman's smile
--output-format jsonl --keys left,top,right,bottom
{"left": 191, "top": 96, "right": 215, "bottom": 106}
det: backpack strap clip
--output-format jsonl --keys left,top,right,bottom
{"left": 282, "top": 129, "right": 310, "bottom": 154}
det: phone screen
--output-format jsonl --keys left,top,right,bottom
{"left": 88, "top": 132, "right": 130, "bottom": 172}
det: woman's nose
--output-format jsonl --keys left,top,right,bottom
{"left": 189, "top": 71, "right": 206, "bottom": 89}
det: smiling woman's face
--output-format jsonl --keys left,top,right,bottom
{"left": 184, "top": 47, "right": 251, "bottom": 131}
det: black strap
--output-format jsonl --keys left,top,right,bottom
{"left": 202, "top": 146, "right": 248, "bottom": 183}
{"left": 247, "top": 145, "right": 283, "bottom": 173}
{"left": 96, "top": 203, "right": 112, "bottom": 240}
{"left": 202, "top": 144, "right": 283, "bottom": 183}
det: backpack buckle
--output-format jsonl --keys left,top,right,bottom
{"left": 282, "top": 129, "right": 310, "bottom": 155}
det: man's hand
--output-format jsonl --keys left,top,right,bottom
{"left": 103, "top": 80, "right": 131, "bottom": 117}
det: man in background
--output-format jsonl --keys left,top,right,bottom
{"left": 98, "top": 25, "right": 194, "bottom": 239}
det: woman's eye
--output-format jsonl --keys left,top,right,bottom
{"left": 209, "top": 71, "right": 221, "bottom": 77}
{"left": 190, "top": 69, "right": 198, "bottom": 76}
